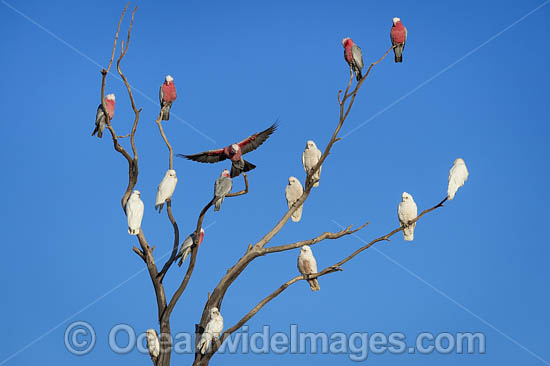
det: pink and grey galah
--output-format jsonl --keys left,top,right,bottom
{"left": 159, "top": 75, "right": 177, "bottom": 120}
{"left": 213, "top": 169, "right": 232, "bottom": 212}
{"left": 178, "top": 123, "right": 277, "bottom": 178}
{"left": 390, "top": 17, "right": 407, "bottom": 63}
{"left": 342, "top": 37, "right": 364, "bottom": 81}
{"left": 177, "top": 228, "right": 205, "bottom": 266}
{"left": 92, "top": 93, "right": 115, "bottom": 138}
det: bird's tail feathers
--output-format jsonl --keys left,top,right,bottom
{"left": 198, "top": 334, "right": 213, "bottom": 354}
{"left": 242, "top": 160, "right": 256, "bottom": 173}
{"left": 291, "top": 205, "right": 303, "bottom": 222}
{"left": 394, "top": 46, "right": 403, "bottom": 63}
{"left": 92, "top": 126, "right": 102, "bottom": 138}
{"left": 403, "top": 225, "right": 415, "bottom": 241}
{"left": 447, "top": 185, "right": 457, "bottom": 200}
{"left": 161, "top": 105, "right": 171, "bottom": 120}
{"left": 214, "top": 197, "right": 224, "bottom": 212}
{"left": 178, "top": 248, "right": 191, "bottom": 267}
{"left": 230, "top": 165, "right": 240, "bottom": 178}
{"left": 128, "top": 227, "right": 139, "bottom": 235}
{"left": 308, "top": 279, "right": 320, "bottom": 291}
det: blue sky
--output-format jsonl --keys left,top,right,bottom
{"left": 1, "top": 0, "right": 549, "bottom": 365}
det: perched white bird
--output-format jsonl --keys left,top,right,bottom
{"left": 126, "top": 190, "right": 144, "bottom": 235}
{"left": 146, "top": 329, "right": 160, "bottom": 362}
{"left": 155, "top": 169, "right": 178, "bottom": 213}
{"left": 447, "top": 158, "right": 469, "bottom": 200}
{"left": 197, "top": 307, "right": 224, "bottom": 354}
{"left": 302, "top": 140, "right": 322, "bottom": 187}
{"left": 297, "top": 245, "right": 320, "bottom": 291}
{"left": 398, "top": 192, "right": 418, "bottom": 241}
{"left": 285, "top": 176, "right": 304, "bottom": 222}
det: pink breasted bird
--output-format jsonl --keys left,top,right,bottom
{"left": 178, "top": 123, "right": 277, "bottom": 178}
{"left": 390, "top": 17, "right": 407, "bottom": 63}
{"left": 92, "top": 93, "right": 115, "bottom": 138}
{"left": 159, "top": 75, "right": 177, "bottom": 120}
{"left": 342, "top": 37, "right": 364, "bottom": 81}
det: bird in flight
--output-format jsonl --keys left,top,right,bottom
{"left": 178, "top": 123, "right": 277, "bottom": 178}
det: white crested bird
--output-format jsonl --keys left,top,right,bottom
{"left": 155, "top": 169, "right": 178, "bottom": 213}
{"left": 398, "top": 192, "right": 418, "bottom": 241}
{"left": 285, "top": 176, "right": 304, "bottom": 222}
{"left": 302, "top": 140, "right": 322, "bottom": 187}
{"left": 447, "top": 158, "right": 469, "bottom": 200}
{"left": 126, "top": 190, "right": 144, "bottom": 235}
{"left": 197, "top": 307, "right": 224, "bottom": 354}
{"left": 297, "top": 245, "right": 320, "bottom": 291}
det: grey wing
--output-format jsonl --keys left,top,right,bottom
{"left": 351, "top": 44, "right": 363, "bottom": 69}
{"left": 239, "top": 123, "right": 278, "bottom": 155}
{"left": 159, "top": 85, "right": 164, "bottom": 106}
{"left": 219, "top": 177, "right": 232, "bottom": 195}
{"left": 178, "top": 148, "right": 227, "bottom": 163}
{"left": 95, "top": 104, "right": 105, "bottom": 124}
{"left": 180, "top": 234, "right": 193, "bottom": 252}
{"left": 214, "top": 177, "right": 232, "bottom": 197}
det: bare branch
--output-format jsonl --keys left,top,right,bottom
{"left": 262, "top": 222, "right": 369, "bottom": 254}
{"left": 226, "top": 173, "right": 248, "bottom": 197}
{"left": 115, "top": 6, "right": 140, "bottom": 207}
{"left": 116, "top": 8, "right": 139, "bottom": 129}
{"left": 339, "top": 45, "right": 395, "bottom": 122}
{"left": 155, "top": 113, "right": 174, "bottom": 170}
{"left": 157, "top": 200, "right": 180, "bottom": 282}
{"left": 100, "top": 2, "right": 127, "bottom": 101}
{"left": 132, "top": 246, "right": 145, "bottom": 261}
{"left": 99, "top": 3, "right": 133, "bottom": 175}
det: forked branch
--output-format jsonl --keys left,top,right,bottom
{"left": 211, "top": 195, "right": 448, "bottom": 356}
{"left": 262, "top": 222, "right": 369, "bottom": 254}
{"left": 162, "top": 173, "right": 251, "bottom": 322}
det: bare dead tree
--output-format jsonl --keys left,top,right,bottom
{"left": 94, "top": 5, "right": 458, "bottom": 366}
